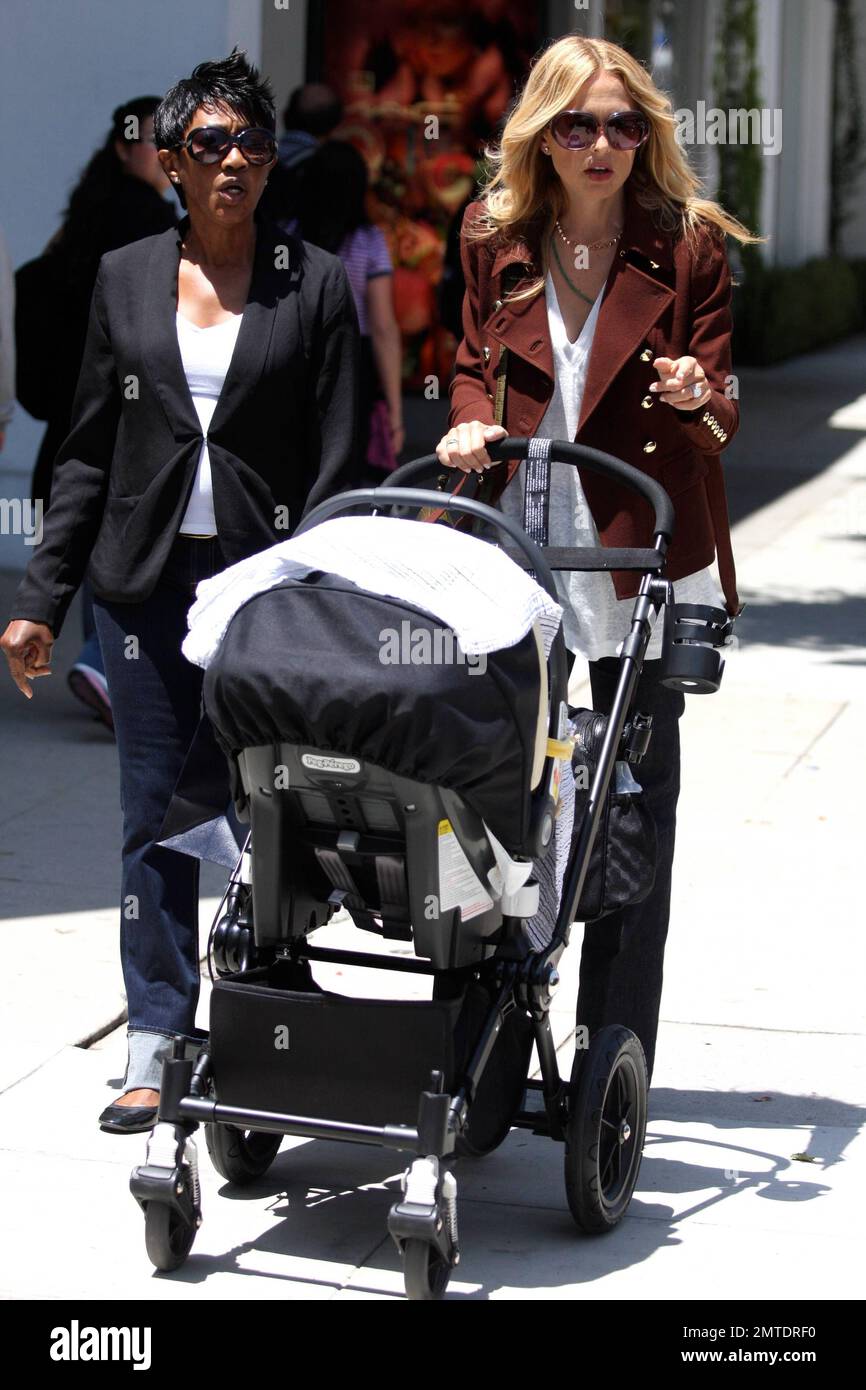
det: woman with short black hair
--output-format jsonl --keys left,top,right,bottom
{"left": 1, "top": 50, "right": 360, "bottom": 1132}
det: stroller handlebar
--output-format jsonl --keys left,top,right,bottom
{"left": 388, "top": 437, "right": 676, "bottom": 543}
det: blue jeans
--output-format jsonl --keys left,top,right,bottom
{"left": 92, "top": 535, "right": 226, "bottom": 1091}
{"left": 78, "top": 576, "right": 104, "bottom": 675}
{"left": 575, "top": 658, "right": 686, "bottom": 1088}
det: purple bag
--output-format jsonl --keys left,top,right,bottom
{"left": 366, "top": 398, "right": 398, "bottom": 473}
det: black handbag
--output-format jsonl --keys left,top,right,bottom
{"left": 569, "top": 707, "right": 657, "bottom": 922}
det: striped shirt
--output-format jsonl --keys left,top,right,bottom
{"left": 286, "top": 219, "right": 392, "bottom": 335}
{"left": 338, "top": 225, "right": 392, "bottom": 335}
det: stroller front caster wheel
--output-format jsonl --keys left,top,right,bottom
{"left": 143, "top": 1199, "right": 197, "bottom": 1272}
{"left": 564, "top": 1025, "right": 647, "bottom": 1233}
{"left": 403, "top": 1238, "right": 453, "bottom": 1301}
{"left": 391, "top": 1157, "right": 458, "bottom": 1300}
{"left": 205, "top": 1122, "right": 283, "bottom": 1184}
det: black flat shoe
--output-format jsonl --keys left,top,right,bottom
{"left": 98, "top": 1102, "right": 159, "bottom": 1134}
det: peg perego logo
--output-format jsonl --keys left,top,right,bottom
{"left": 300, "top": 753, "right": 361, "bottom": 774}
{"left": 49, "top": 1320, "right": 151, "bottom": 1370}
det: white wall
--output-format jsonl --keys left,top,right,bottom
{"left": 0, "top": 0, "right": 262, "bottom": 569}
{"left": 773, "top": 0, "right": 835, "bottom": 265}
{"left": 755, "top": 0, "right": 783, "bottom": 265}
{"left": 259, "top": 0, "right": 308, "bottom": 117}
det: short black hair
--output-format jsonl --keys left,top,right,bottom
{"left": 110, "top": 96, "right": 164, "bottom": 143}
{"left": 283, "top": 83, "right": 343, "bottom": 137}
{"left": 295, "top": 141, "right": 369, "bottom": 252}
{"left": 155, "top": 48, "right": 275, "bottom": 150}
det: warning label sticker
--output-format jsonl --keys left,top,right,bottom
{"left": 437, "top": 818, "right": 494, "bottom": 922}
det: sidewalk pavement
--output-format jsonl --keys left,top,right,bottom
{"left": 1, "top": 336, "right": 864, "bottom": 1300}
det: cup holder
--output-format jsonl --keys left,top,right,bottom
{"left": 660, "top": 602, "right": 735, "bottom": 694}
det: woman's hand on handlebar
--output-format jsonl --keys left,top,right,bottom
{"left": 0, "top": 620, "right": 55, "bottom": 698}
{"left": 436, "top": 421, "right": 507, "bottom": 473}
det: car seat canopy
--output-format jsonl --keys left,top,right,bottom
{"left": 203, "top": 572, "right": 546, "bottom": 854}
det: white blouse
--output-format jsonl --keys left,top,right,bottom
{"left": 498, "top": 270, "right": 724, "bottom": 662}
{"left": 176, "top": 311, "right": 243, "bottom": 535}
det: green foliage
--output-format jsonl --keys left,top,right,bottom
{"left": 713, "top": 0, "right": 763, "bottom": 262}
{"left": 733, "top": 257, "right": 866, "bottom": 364}
{"left": 830, "top": 0, "right": 866, "bottom": 252}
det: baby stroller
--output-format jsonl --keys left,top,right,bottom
{"left": 130, "top": 438, "right": 733, "bottom": 1300}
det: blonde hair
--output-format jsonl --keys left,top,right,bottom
{"left": 471, "top": 35, "right": 763, "bottom": 301}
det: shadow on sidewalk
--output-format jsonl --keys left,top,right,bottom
{"left": 716, "top": 334, "right": 866, "bottom": 527}
{"left": 735, "top": 590, "right": 866, "bottom": 652}
{"left": 127, "top": 1085, "right": 861, "bottom": 1297}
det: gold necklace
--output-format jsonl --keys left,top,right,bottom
{"left": 555, "top": 218, "right": 622, "bottom": 252}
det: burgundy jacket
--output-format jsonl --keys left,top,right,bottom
{"left": 449, "top": 184, "right": 741, "bottom": 614}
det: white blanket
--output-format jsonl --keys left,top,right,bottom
{"left": 182, "top": 515, "right": 563, "bottom": 668}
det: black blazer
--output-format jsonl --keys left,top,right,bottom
{"left": 12, "top": 210, "right": 360, "bottom": 638}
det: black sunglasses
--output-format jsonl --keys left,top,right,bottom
{"left": 179, "top": 126, "right": 277, "bottom": 166}
{"left": 550, "top": 109, "right": 650, "bottom": 152}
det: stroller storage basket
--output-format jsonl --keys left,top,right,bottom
{"left": 209, "top": 963, "right": 465, "bottom": 1129}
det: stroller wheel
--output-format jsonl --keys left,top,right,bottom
{"left": 144, "top": 1199, "right": 197, "bottom": 1272}
{"left": 205, "top": 1123, "right": 283, "bottom": 1185}
{"left": 403, "top": 1239, "right": 452, "bottom": 1301}
{"left": 564, "top": 1025, "right": 647, "bottom": 1233}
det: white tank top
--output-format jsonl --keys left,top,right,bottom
{"left": 176, "top": 311, "right": 243, "bottom": 535}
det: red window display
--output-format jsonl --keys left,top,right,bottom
{"left": 320, "top": 0, "right": 541, "bottom": 388}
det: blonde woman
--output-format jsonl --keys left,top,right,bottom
{"left": 437, "top": 35, "right": 759, "bottom": 1088}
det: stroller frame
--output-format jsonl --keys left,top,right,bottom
{"left": 130, "top": 438, "right": 725, "bottom": 1299}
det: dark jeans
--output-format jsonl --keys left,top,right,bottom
{"left": 77, "top": 576, "right": 105, "bottom": 676}
{"left": 92, "top": 535, "right": 225, "bottom": 1090}
{"left": 574, "top": 657, "right": 685, "bottom": 1087}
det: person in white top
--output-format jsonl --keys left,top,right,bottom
{"left": 2, "top": 53, "right": 360, "bottom": 1134}
{"left": 436, "top": 35, "right": 759, "bottom": 1089}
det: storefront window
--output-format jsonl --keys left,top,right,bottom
{"left": 318, "top": 0, "right": 541, "bottom": 388}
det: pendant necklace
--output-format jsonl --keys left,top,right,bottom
{"left": 550, "top": 234, "right": 598, "bottom": 308}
